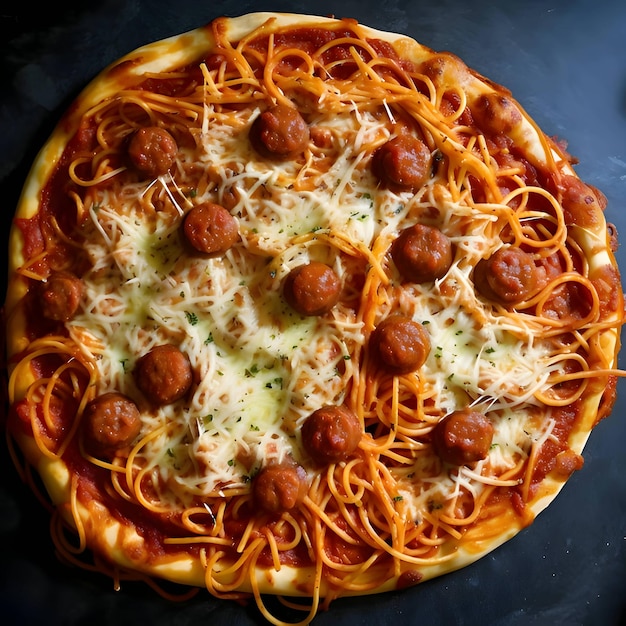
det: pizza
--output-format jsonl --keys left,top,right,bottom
{"left": 3, "top": 11, "right": 623, "bottom": 624}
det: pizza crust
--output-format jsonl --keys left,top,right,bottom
{"left": 5, "top": 10, "right": 622, "bottom": 615}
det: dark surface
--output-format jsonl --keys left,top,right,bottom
{"left": 1, "top": 1, "right": 625, "bottom": 624}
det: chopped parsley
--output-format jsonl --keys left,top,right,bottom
{"left": 185, "top": 311, "right": 199, "bottom": 325}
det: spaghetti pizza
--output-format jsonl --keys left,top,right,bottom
{"left": 3, "top": 12, "right": 623, "bottom": 625}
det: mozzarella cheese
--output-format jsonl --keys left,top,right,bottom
{"left": 64, "top": 94, "right": 561, "bottom": 511}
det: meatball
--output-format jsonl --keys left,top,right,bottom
{"left": 370, "top": 315, "right": 431, "bottom": 375}
{"left": 391, "top": 224, "right": 453, "bottom": 283}
{"left": 128, "top": 126, "right": 178, "bottom": 178}
{"left": 253, "top": 462, "right": 308, "bottom": 513}
{"left": 474, "top": 246, "right": 539, "bottom": 304}
{"left": 250, "top": 104, "right": 310, "bottom": 158}
{"left": 373, "top": 135, "right": 432, "bottom": 191}
{"left": 472, "top": 93, "right": 522, "bottom": 135}
{"left": 183, "top": 202, "right": 239, "bottom": 255}
{"left": 431, "top": 409, "right": 494, "bottom": 466}
{"left": 134, "top": 344, "right": 193, "bottom": 406}
{"left": 301, "top": 405, "right": 361, "bottom": 464}
{"left": 82, "top": 392, "right": 141, "bottom": 455}
{"left": 282, "top": 261, "right": 341, "bottom": 316}
{"left": 40, "top": 271, "right": 84, "bottom": 322}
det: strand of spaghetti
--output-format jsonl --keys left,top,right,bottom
{"left": 118, "top": 91, "right": 203, "bottom": 120}
{"left": 251, "top": 543, "right": 321, "bottom": 626}
{"left": 26, "top": 399, "right": 64, "bottom": 460}
{"left": 133, "top": 466, "right": 178, "bottom": 514}
{"left": 67, "top": 156, "right": 126, "bottom": 187}
{"left": 274, "top": 514, "right": 304, "bottom": 551}
{"left": 460, "top": 467, "right": 522, "bottom": 487}
{"left": 40, "top": 363, "right": 93, "bottom": 458}
{"left": 287, "top": 229, "right": 387, "bottom": 284}
{"left": 302, "top": 494, "right": 360, "bottom": 546}
{"left": 520, "top": 417, "right": 557, "bottom": 502}
{"left": 347, "top": 48, "right": 421, "bottom": 95}
{"left": 179, "top": 504, "right": 220, "bottom": 535}
{"left": 124, "top": 424, "right": 169, "bottom": 497}
{"left": 313, "top": 36, "right": 380, "bottom": 66}
{"left": 492, "top": 273, "right": 600, "bottom": 335}
{"left": 319, "top": 543, "right": 384, "bottom": 580}
{"left": 214, "top": 536, "right": 266, "bottom": 582}
{"left": 209, "top": 498, "right": 229, "bottom": 535}
{"left": 420, "top": 510, "right": 464, "bottom": 542}
{"left": 15, "top": 255, "right": 49, "bottom": 279}
{"left": 235, "top": 515, "right": 257, "bottom": 553}
{"left": 49, "top": 512, "right": 104, "bottom": 572}
{"left": 164, "top": 535, "right": 232, "bottom": 546}
{"left": 263, "top": 527, "right": 282, "bottom": 571}
{"left": 543, "top": 366, "right": 626, "bottom": 384}
{"left": 257, "top": 588, "right": 319, "bottom": 626}
{"left": 439, "top": 483, "right": 498, "bottom": 527}
{"left": 355, "top": 498, "right": 460, "bottom": 564}
{"left": 8, "top": 335, "right": 86, "bottom": 400}
{"left": 328, "top": 458, "right": 368, "bottom": 505}
{"left": 67, "top": 472, "right": 87, "bottom": 553}
{"left": 203, "top": 547, "right": 258, "bottom": 595}
{"left": 263, "top": 47, "right": 316, "bottom": 101}
{"left": 503, "top": 188, "right": 567, "bottom": 249}
{"left": 535, "top": 273, "right": 600, "bottom": 330}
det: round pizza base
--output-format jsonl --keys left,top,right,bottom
{"left": 5, "top": 10, "right": 622, "bottom": 607}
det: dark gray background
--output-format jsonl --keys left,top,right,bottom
{"left": 1, "top": 1, "right": 625, "bottom": 624}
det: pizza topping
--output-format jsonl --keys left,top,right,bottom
{"left": 133, "top": 344, "right": 193, "bottom": 405}
{"left": 391, "top": 224, "right": 453, "bottom": 283}
{"left": 553, "top": 448, "right": 584, "bottom": 478}
{"left": 431, "top": 409, "right": 495, "bottom": 466}
{"left": 472, "top": 93, "right": 523, "bottom": 135}
{"left": 396, "top": 570, "right": 424, "bottom": 590}
{"left": 40, "top": 270, "right": 84, "bottom": 321}
{"left": 372, "top": 135, "right": 432, "bottom": 191}
{"left": 249, "top": 103, "right": 310, "bottom": 158}
{"left": 182, "top": 202, "right": 239, "bottom": 255}
{"left": 370, "top": 315, "right": 431, "bottom": 374}
{"left": 474, "top": 246, "right": 539, "bottom": 304}
{"left": 558, "top": 174, "right": 604, "bottom": 227}
{"left": 253, "top": 462, "right": 308, "bottom": 513}
{"left": 82, "top": 392, "right": 141, "bottom": 456}
{"left": 301, "top": 405, "right": 361, "bottom": 463}
{"left": 282, "top": 261, "right": 342, "bottom": 316}
{"left": 4, "top": 14, "right": 623, "bottom": 621}
{"left": 127, "top": 126, "right": 178, "bottom": 178}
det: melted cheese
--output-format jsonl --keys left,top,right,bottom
{"left": 64, "top": 90, "right": 563, "bottom": 511}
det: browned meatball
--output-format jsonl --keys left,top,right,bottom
{"left": 40, "top": 271, "right": 84, "bottom": 322}
{"left": 253, "top": 462, "right": 308, "bottom": 513}
{"left": 128, "top": 126, "right": 178, "bottom": 178}
{"left": 183, "top": 202, "right": 239, "bottom": 255}
{"left": 250, "top": 104, "right": 309, "bottom": 158}
{"left": 282, "top": 261, "right": 341, "bottom": 316}
{"left": 474, "top": 246, "right": 539, "bottom": 304}
{"left": 82, "top": 392, "right": 141, "bottom": 456}
{"left": 472, "top": 93, "right": 522, "bottom": 135}
{"left": 370, "top": 315, "right": 431, "bottom": 375}
{"left": 134, "top": 344, "right": 193, "bottom": 406}
{"left": 301, "top": 405, "right": 361, "bottom": 464}
{"left": 431, "top": 409, "right": 494, "bottom": 466}
{"left": 391, "top": 224, "right": 453, "bottom": 283}
{"left": 373, "top": 135, "right": 432, "bottom": 191}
